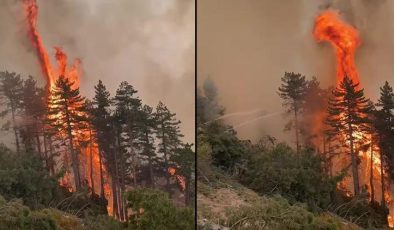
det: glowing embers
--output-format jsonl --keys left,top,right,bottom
{"left": 168, "top": 167, "right": 186, "bottom": 192}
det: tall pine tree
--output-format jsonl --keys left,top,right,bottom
{"left": 47, "top": 76, "right": 88, "bottom": 191}
{"left": 326, "top": 76, "right": 372, "bottom": 195}
{"left": 0, "top": 71, "right": 24, "bottom": 153}
{"left": 155, "top": 101, "right": 183, "bottom": 195}
{"left": 278, "top": 72, "right": 307, "bottom": 154}
{"left": 91, "top": 80, "right": 112, "bottom": 199}
{"left": 374, "top": 81, "right": 394, "bottom": 207}
{"left": 20, "top": 76, "right": 45, "bottom": 153}
{"left": 139, "top": 105, "right": 157, "bottom": 187}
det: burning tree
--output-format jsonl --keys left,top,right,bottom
{"left": 313, "top": 10, "right": 394, "bottom": 226}
{"left": 12, "top": 0, "right": 193, "bottom": 221}
{"left": 374, "top": 81, "right": 394, "bottom": 208}
{"left": 325, "top": 76, "right": 373, "bottom": 195}
{"left": 47, "top": 76, "right": 88, "bottom": 191}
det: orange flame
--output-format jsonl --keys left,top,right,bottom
{"left": 168, "top": 167, "right": 186, "bottom": 192}
{"left": 314, "top": 10, "right": 393, "bottom": 226}
{"left": 313, "top": 10, "right": 360, "bottom": 84}
{"left": 22, "top": 0, "right": 112, "bottom": 215}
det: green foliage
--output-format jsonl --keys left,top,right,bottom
{"left": 278, "top": 72, "right": 308, "bottom": 114}
{"left": 374, "top": 81, "right": 394, "bottom": 179}
{"left": 241, "top": 144, "right": 340, "bottom": 212}
{"left": 227, "top": 195, "right": 342, "bottom": 230}
{"left": 82, "top": 215, "right": 124, "bottom": 230}
{"left": 197, "top": 78, "right": 225, "bottom": 124}
{"left": 202, "top": 122, "right": 246, "bottom": 173}
{"left": 329, "top": 190, "right": 388, "bottom": 228}
{"left": 0, "top": 71, "right": 24, "bottom": 153}
{"left": 53, "top": 189, "right": 108, "bottom": 217}
{"left": 0, "top": 145, "right": 58, "bottom": 209}
{"left": 171, "top": 144, "right": 195, "bottom": 206}
{"left": 0, "top": 197, "right": 82, "bottom": 230}
{"left": 0, "top": 196, "right": 124, "bottom": 230}
{"left": 126, "top": 188, "right": 194, "bottom": 230}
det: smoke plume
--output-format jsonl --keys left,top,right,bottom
{"left": 0, "top": 0, "right": 194, "bottom": 144}
{"left": 198, "top": 0, "right": 393, "bottom": 143}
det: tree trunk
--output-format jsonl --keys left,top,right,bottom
{"left": 65, "top": 107, "right": 81, "bottom": 191}
{"left": 98, "top": 146, "right": 105, "bottom": 199}
{"left": 370, "top": 135, "right": 375, "bottom": 203}
{"left": 112, "top": 178, "right": 119, "bottom": 219}
{"left": 349, "top": 124, "right": 359, "bottom": 195}
{"left": 328, "top": 140, "right": 333, "bottom": 176}
{"left": 185, "top": 175, "right": 190, "bottom": 206}
{"left": 294, "top": 105, "right": 300, "bottom": 154}
{"left": 11, "top": 107, "right": 20, "bottom": 153}
{"left": 35, "top": 128, "right": 42, "bottom": 155}
{"left": 43, "top": 134, "right": 50, "bottom": 173}
{"left": 118, "top": 130, "right": 126, "bottom": 222}
{"left": 114, "top": 126, "right": 124, "bottom": 221}
{"left": 89, "top": 129, "right": 95, "bottom": 195}
{"left": 145, "top": 131, "right": 155, "bottom": 187}
{"left": 48, "top": 136, "right": 55, "bottom": 175}
{"left": 380, "top": 148, "right": 386, "bottom": 208}
{"left": 127, "top": 125, "right": 137, "bottom": 188}
{"left": 161, "top": 123, "right": 171, "bottom": 195}
{"left": 322, "top": 135, "right": 328, "bottom": 174}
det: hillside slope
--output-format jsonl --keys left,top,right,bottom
{"left": 197, "top": 159, "right": 362, "bottom": 230}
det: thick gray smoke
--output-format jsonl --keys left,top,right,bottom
{"left": 198, "top": 0, "right": 394, "bottom": 143}
{"left": 0, "top": 0, "right": 194, "bottom": 144}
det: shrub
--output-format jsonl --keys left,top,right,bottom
{"left": 241, "top": 144, "right": 340, "bottom": 212}
{"left": 126, "top": 188, "right": 194, "bottom": 230}
{"left": 0, "top": 145, "right": 58, "bottom": 209}
{"left": 226, "top": 195, "right": 341, "bottom": 230}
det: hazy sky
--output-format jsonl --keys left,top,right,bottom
{"left": 198, "top": 0, "right": 394, "bottom": 144}
{"left": 0, "top": 0, "right": 194, "bottom": 144}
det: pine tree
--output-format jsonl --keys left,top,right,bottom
{"left": 0, "top": 71, "right": 24, "bottom": 153}
{"left": 84, "top": 99, "right": 96, "bottom": 195}
{"left": 365, "top": 106, "right": 378, "bottom": 204}
{"left": 374, "top": 81, "right": 394, "bottom": 207}
{"left": 302, "top": 77, "right": 329, "bottom": 148}
{"left": 139, "top": 105, "right": 157, "bottom": 187}
{"left": 20, "top": 76, "right": 45, "bottom": 153}
{"left": 113, "top": 81, "right": 142, "bottom": 188}
{"left": 326, "top": 76, "right": 372, "bottom": 196}
{"left": 112, "top": 81, "right": 142, "bottom": 221}
{"left": 91, "top": 80, "right": 112, "bottom": 199}
{"left": 278, "top": 72, "right": 307, "bottom": 153}
{"left": 47, "top": 76, "right": 88, "bottom": 191}
{"left": 171, "top": 143, "right": 195, "bottom": 206}
{"left": 155, "top": 101, "right": 184, "bottom": 194}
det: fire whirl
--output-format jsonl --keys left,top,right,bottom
{"left": 313, "top": 10, "right": 360, "bottom": 84}
{"left": 313, "top": 10, "right": 393, "bottom": 227}
{"left": 22, "top": 0, "right": 113, "bottom": 214}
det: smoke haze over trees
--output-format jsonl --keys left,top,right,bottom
{"left": 0, "top": 0, "right": 194, "bottom": 145}
{"left": 198, "top": 0, "right": 394, "bottom": 143}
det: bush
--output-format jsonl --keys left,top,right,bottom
{"left": 226, "top": 195, "right": 342, "bottom": 230}
{"left": 241, "top": 143, "right": 340, "bottom": 212}
{"left": 82, "top": 215, "right": 124, "bottom": 230}
{"left": 0, "top": 145, "right": 58, "bottom": 209}
{"left": 0, "top": 196, "right": 82, "bottom": 230}
{"left": 126, "top": 188, "right": 194, "bottom": 230}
